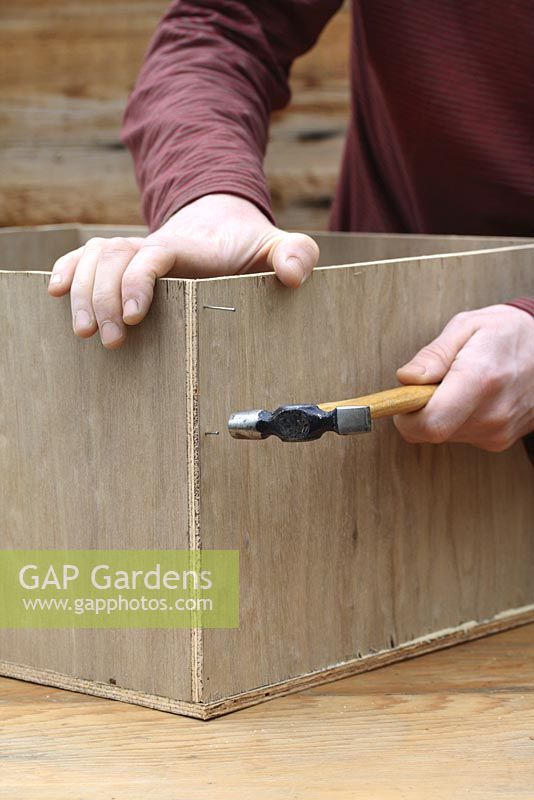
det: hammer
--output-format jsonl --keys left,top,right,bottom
{"left": 228, "top": 384, "right": 437, "bottom": 442}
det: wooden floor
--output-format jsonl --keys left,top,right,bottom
{"left": 1, "top": 625, "right": 533, "bottom": 799}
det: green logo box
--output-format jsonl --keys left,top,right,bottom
{"left": 0, "top": 550, "right": 239, "bottom": 629}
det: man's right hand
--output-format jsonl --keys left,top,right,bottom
{"left": 48, "top": 194, "right": 320, "bottom": 349}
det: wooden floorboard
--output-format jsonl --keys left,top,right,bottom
{"left": 1, "top": 624, "right": 533, "bottom": 798}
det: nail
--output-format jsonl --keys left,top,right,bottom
{"left": 74, "top": 309, "right": 93, "bottom": 332}
{"left": 123, "top": 299, "right": 139, "bottom": 319}
{"left": 50, "top": 273, "right": 62, "bottom": 285}
{"left": 285, "top": 256, "right": 305, "bottom": 286}
{"left": 403, "top": 363, "right": 427, "bottom": 376}
{"left": 100, "top": 321, "right": 122, "bottom": 346}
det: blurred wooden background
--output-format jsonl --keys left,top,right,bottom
{"left": 0, "top": 1, "right": 350, "bottom": 231}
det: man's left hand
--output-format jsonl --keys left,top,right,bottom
{"left": 394, "top": 304, "right": 534, "bottom": 452}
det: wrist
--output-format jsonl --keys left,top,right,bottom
{"left": 504, "top": 297, "right": 534, "bottom": 319}
{"left": 164, "top": 193, "right": 274, "bottom": 230}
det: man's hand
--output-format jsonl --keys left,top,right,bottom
{"left": 48, "top": 194, "right": 319, "bottom": 349}
{"left": 394, "top": 304, "right": 534, "bottom": 452}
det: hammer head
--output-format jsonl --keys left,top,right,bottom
{"left": 228, "top": 404, "right": 372, "bottom": 442}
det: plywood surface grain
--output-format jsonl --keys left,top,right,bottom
{"left": 1, "top": 624, "right": 534, "bottom": 799}
{"left": 311, "top": 232, "right": 531, "bottom": 266}
{"left": 0, "top": 270, "right": 193, "bottom": 701}
{"left": 195, "top": 245, "right": 534, "bottom": 701}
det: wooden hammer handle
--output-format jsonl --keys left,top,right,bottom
{"left": 319, "top": 384, "right": 438, "bottom": 418}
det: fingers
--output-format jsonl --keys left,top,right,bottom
{"left": 396, "top": 311, "right": 479, "bottom": 384}
{"left": 92, "top": 238, "right": 139, "bottom": 348}
{"left": 69, "top": 238, "right": 104, "bottom": 339}
{"left": 121, "top": 241, "right": 177, "bottom": 325}
{"left": 66, "top": 237, "right": 141, "bottom": 348}
{"left": 49, "top": 235, "right": 173, "bottom": 348}
{"left": 270, "top": 233, "right": 320, "bottom": 288}
{"left": 48, "top": 247, "right": 85, "bottom": 296}
{"left": 393, "top": 330, "right": 497, "bottom": 444}
{"left": 48, "top": 237, "right": 146, "bottom": 300}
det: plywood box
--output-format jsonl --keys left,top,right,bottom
{"left": 1, "top": 224, "right": 533, "bottom": 719}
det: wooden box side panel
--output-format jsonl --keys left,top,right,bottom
{"left": 196, "top": 246, "right": 534, "bottom": 702}
{"left": 313, "top": 233, "right": 531, "bottom": 267}
{"left": 2, "top": 225, "right": 527, "bottom": 273}
{"left": 76, "top": 224, "right": 148, "bottom": 244}
{"left": 0, "top": 225, "right": 81, "bottom": 270}
{"left": 74, "top": 228, "right": 530, "bottom": 268}
{"left": 0, "top": 272, "right": 194, "bottom": 701}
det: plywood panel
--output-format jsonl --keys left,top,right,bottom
{"left": 312, "top": 232, "right": 532, "bottom": 266}
{"left": 0, "top": 270, "right": 193, "bottom": 701}
{"left": 0, "top": 226, "right": 80, "bottom": 270}
{"left": 195, "top": 245, "right": 534, "bottom": 701}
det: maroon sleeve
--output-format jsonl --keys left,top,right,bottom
{"left": 121, "top": 0, "right": 342, "bottom": 231}
{"left": 505, "top": 298, "right": 534, "bottom": 317}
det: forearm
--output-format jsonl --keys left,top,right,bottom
{"left": 121, "top": 0, "right": 342, "bottom": 230}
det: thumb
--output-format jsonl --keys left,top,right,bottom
{"left": 270, "top": 232, "right": 320, "bottom": 288}
{"left": 396, "top": 311, "right": 478, "bottom": 384}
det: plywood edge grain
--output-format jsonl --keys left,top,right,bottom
{"left": 2, "top": 605, "right": 533, "bottom": 721}
{"left": 0, "top": 661, "right": 210, "bottom": 720}
{"left": 307, "top": 231, "right": 533, "bottom": 243}
{"left": 313, "top": 242, "right": 534, "bottom": 270}
{"left": 184, "top": 281, "right": 204, "bottom": 704}
{"left": 201, "top": 604, "right": 534, "bottom": 718}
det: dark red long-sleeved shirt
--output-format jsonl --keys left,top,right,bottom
{"left": 122, "top": 2, "right": 533, "bottom": 454}
{"left": 122, "top": 0, "right": 534, "bottom": 238}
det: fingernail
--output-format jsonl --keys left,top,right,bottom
{"left": 402, "top": 363, "right": 427, "bottom": 376}
{"left": 285, "top": 256, "right": 305, "bottom": 285}
{"left": 100, "top": 321, "right": 122, "bottom": 346}
{"left": 50, "top": 273, "right": 62, "bottom": 285}
{"left": 74, "top": 309, "right": 92, "bottom": 332}
{"left": 123, "top": 299, "right": 139, "bottom": 319}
